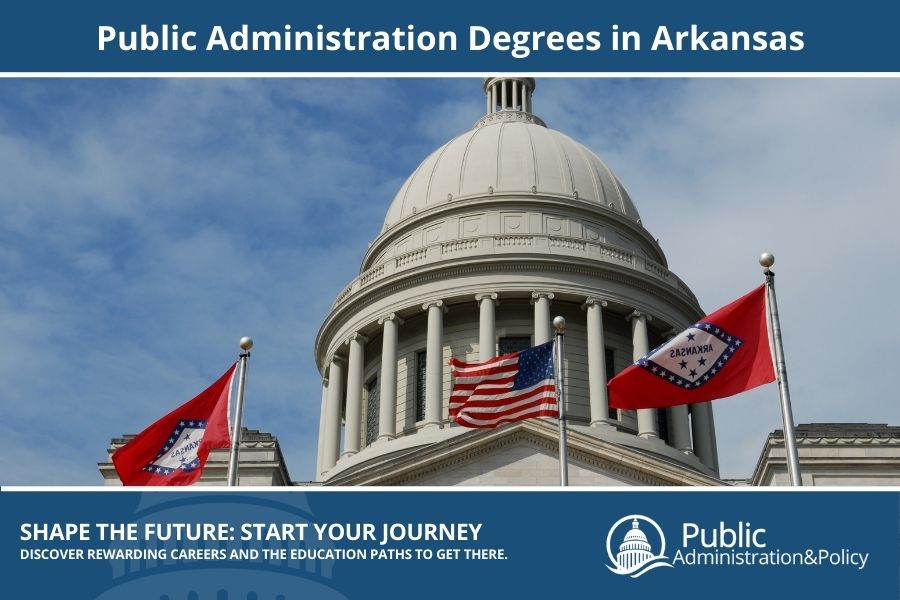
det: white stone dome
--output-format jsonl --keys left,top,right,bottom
{"left": 383, "top": 117, "right": 642, "bottom": 229}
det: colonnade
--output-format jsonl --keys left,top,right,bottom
{"left": 316, "top": 292, "right": 718, "bottom": 478}
{"left": 486, "top": 78, "right": 532, "bottom": 113}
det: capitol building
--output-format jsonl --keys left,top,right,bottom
{"left": 314, "top": 76, "right": 722, "bottom": 486}
{"left": 101, "top": 78, "right": 900, "bottom": 487}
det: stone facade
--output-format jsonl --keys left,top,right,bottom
{"left": 749, "top": 423, "right": 900, "bottom": 486}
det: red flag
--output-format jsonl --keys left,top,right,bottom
{"left": 112, "top": 365, "right": 235, "bottom": 486}
{"left": 449, "top": 341, "right": 558, "bottom": 428}
{"left": 608, "top": 285, "right": 775, "bottom": 410}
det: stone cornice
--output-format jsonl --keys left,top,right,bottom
{"left": 341, "top": 230, "right": 695, "bottom": 319}
{"left": 365, "top": 194, "right": 666, "bottom": 271}
{"left": 748, "top": 426, "right": 900, "bottom": 485}
{"left": 325, "top": 420, "right": 722, "bottom": 487}
{"left": 315, "top": 256, "right": 704, "bottom": 368}
{"left": 474, "top": 110, "right": 546, "bottom": 129}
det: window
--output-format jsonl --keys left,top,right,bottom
{"left": 498, "top": 336, "right": 531, "bottom": 355}
{"left": 415, "top": 351, "right": 427, "bottom": 422}
{"left": 605, "top": 348, "right": 617, "bottom": 419}
{"left": 365, "top": 377, "right": 379, "bottom": 446}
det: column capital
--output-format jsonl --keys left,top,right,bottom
{"left": 626, "top": 310, "right": 653, "bottom": 323}
{"left": 345, "top": 332, "right": 369, "bottom": 345}
{"left": 322, "top": 377, "right": 329, "bottom": 386}
{"left": 663, "top": 327, "right": 682, "bottom": 340}
{"left": 474, "top": 292, "right": 499, "bottom": 305}
{"left": 422, "top": 300, "right": 448, "bottom": 313}
{"left": 530, "top": 291, "right": 554, "bottom": 303}
{"left": 328, "top": 354, "right": 347, "bottom": 367}
{"left": 378, "top": 313, "right": 405, "bottom": 326}
{"left": 582, "top": 297, "right": 608, "bottom": 310}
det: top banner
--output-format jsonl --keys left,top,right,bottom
{"left": 1, "top": 0, "right": 898, "bottom": 73}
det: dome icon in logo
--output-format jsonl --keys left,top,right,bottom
{"left": 606, "top": 515, "right": 674, "bottom": 578}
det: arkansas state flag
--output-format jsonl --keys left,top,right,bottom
{"left": 608, "top": 285, "right": 775, "bottom": 410}
{"left": 112, "top": 365, "right": 235, "bottom": 486}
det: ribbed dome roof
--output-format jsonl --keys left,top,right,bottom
{"left": 383, "top": 118, "right": 642, "bottom": 228}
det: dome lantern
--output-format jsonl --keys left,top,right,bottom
{"left": 483, "top": 77, "right": 536, "bottom": 115}
{"left": 476, "top": 77, "right": 546, "bottom": 129}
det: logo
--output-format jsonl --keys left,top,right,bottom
{"left": 606, "top": 515, "right": 673, "bottom": 578}
{"left": 142, "top": 419, "right": 208, "bottom": 475}
{"left": 637, "top": 322, "right": 743, "bottom": 390}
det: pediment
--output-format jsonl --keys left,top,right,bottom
{"left": 326, "top": 420, "right": 720, "bottom": 487}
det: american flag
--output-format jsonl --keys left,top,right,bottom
{"left": 449, "top": 341, "right": 558, "bottom": 428}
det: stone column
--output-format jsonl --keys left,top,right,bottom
{"left": 664, "top": 329, "right": 694, "bottom": 455}
{"left": 423, "top": 300, "right": 447, "bottom": 429}
{"left": 583, "top": 297, "right": 611, "bottom": 427}
{"left": 691, "top": 402, "right": 719, "bottom": 471}
{"left": 476, "top": 293, "right": 498, "bottom": 361}
{"left": 321, "top": 355, "right": 345, "bottom": 475}
{"left": 501, "top": 80, "right": 507, "bottom": 109}
{"left": 377, "top": 313, "right": 403, "bottom": 441}
{"left": 628, "top": 310, "right": 659, "bottom": 439}
{"left": 342, "top": 333, "right": 367, "bottom": 457}
{"left": 512, "top": 81, "right": 519, "bottom": 111}
{"left": 316, "top": 377, "right": 328, "bottom": 478}
{"left": 531, "top": 291, "right": 554, "bottom": 345}
{"left": 669, "top": 403, "right": 695, "bottom": 454}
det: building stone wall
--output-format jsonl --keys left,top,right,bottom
{"left": 750, "top": 423, "right": 900, "bottom": 486}
{"left": 408, "top": 443, "right": 641, "bottom": 486}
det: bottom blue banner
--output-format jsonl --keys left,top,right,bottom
{"left": 3, "top": 489, "right": 898, "bottom": 598}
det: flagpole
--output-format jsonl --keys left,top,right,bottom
{"left": 553, "top": 316, "right": 569, "bottom": 487}
{"left": 226, "top": 336, "right": 253, "bottom": 487}
{"left": 760, "top": 253, "right": 802, "bottom": 487}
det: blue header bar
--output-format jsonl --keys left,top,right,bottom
{"left": 1, "top": 0, "right": 898, "bottom": 73}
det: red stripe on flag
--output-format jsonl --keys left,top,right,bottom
{"left": 455, "top": 396, "right": 559, "bottom": 428}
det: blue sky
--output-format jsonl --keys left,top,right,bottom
{"left": 1, "top": 78, "right": 898, "bottom": 484}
